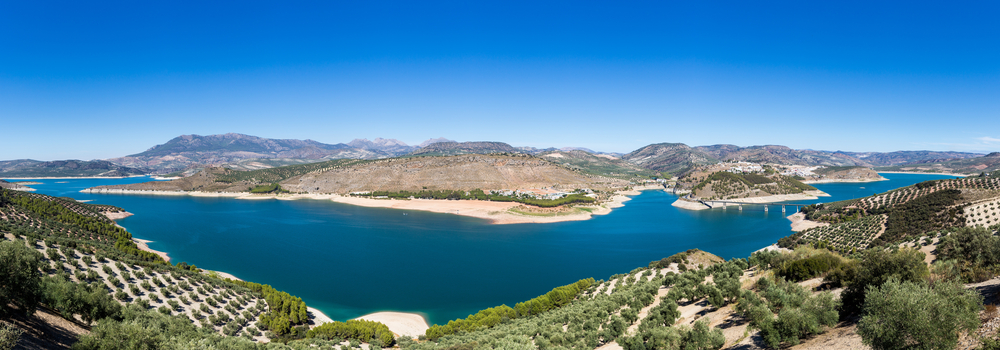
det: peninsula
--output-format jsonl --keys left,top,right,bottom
{"left": 669, "top": 164, "right": 831, "bottom": 210}
{"left": 80, "top": 154, "right": 660, "bottom": 224}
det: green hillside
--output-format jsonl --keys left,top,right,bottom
{"left": 690, "top": 171, "right": 816, "bottom": 200}
{"left": 0, "top": 188, "right": 393, "bottom": 348}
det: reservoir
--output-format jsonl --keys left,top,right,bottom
{"left": 8, "top": 173, "right": 959, "bottom": 325}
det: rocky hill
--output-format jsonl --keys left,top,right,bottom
{"left": 840, "top": 150, "right": 984, "bottom": 166}
{"left": 694, "top": 145, "right": 865, "bottom": 166}
{"left": 86, "top": 154, "right": 628, "bottom": 194}
{"left": 805, "top": 166, "right": 884, "bottom": 182}
{"left": 107, "top": 133, "right": 384, "bottom": 173}
{"left": 538, "top": 150, "right": 654, "bottom": 180}
{"left": 283, "top": 154, "right": 624, "bottom": 193}
{"left": 347, "top": 138, "right": 417, "bottom": 156}
{"left": 689, "top": 171, "right": 817, "bottom": 200}
{"left": 0, "top": 159, "right": 148, "bottom": 178}
{"left": 621, "top": 143, "right": 719, "bottom": 176}
{"left": 408, "top": 141, "right": 521, "bottom": 157}
{"left": 621, "top": 143, "right": 985, "bottom": 176}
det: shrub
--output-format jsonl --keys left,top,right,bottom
{"left": 840, "top": 248, "right": 928, "bottom": 314}
{"left": 859, "top": 279, "right": 981, "bottom": 350}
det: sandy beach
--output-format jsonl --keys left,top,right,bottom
{"left": 102, "top": 211, "right": 134, "bottom": 221}
{"left": 786, "top": 212, "right": 829, "bottom": 232}
{"left": 877, "top": 171, "right": 969, "bottom": 177}
{"left": 133, "top": 238, "right": 171, "bottom": 263}
{"left": 355, "top": 312, "right": 430, "bottom": 338}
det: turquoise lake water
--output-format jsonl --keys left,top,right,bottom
{"left": 6, "top": 173, "right": 958, "bottom": 325}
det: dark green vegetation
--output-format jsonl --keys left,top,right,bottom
{"left": 308, "top": 320, "right": 395, "bottom": 347}
{"left": 876, "top": 189, "right": 964, "bottom": 245}
{"left": 250, "top": 183, "right": 288, "bottom": 194}
{"left": 690, "top": 171, "right": 816, "bottom": 200}
{"left": 736, "top": 276, "right": 839, "bottom": 348}
{"left": 353, "top": 190, "right": 596, "bottom": 208}
{"left": 0, "top": 159, "right": 147, "bottom": 178}
{"left": 215, "top": 158, "right": 372, "bottom": 184}
{"left": 425, "top": 279, "right": 595, "bottom": 340}
{"left": 0, "top": 241, "right": 43, "bottom": 318}
{"left": 858, "top": 279, "right": 981, "bottom": 350}
{"left": 754, "top": 244, "right": 990, "bottom": 349}
{"left": 935, "top": 226, "right": 1000, "bottom": 282}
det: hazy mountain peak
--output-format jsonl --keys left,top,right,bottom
{"left": 418, "top": 137, "right": 456, "bottom": 148}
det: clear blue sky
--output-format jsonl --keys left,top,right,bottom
{"left": 2, "top": 1, "right": 998, "bottom": 160}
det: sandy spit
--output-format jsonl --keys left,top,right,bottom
{"left": 787, "top": 212, "right": 829, "bottom": 232}
{"left": 355, "top": 312, "right": 430, "bottom": 338}
{"left": 133, "top": 238, "right": 171, "bottom": 263}
{"left": 103, "top": 211, "right": 134, "bottom": 221}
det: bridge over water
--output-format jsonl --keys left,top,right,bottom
{"left": 696, "top": 199, "right": 813, "bottom": 213}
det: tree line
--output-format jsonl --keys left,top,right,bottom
{"left": 425, "top": 278, "right": 595, "bottom": 340}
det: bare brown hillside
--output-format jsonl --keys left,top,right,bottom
{"left": 282, "top": 154, "right": 627, "bottom": 193}
{"left": 86, "top": 154, "right": 629, "bottom": 194}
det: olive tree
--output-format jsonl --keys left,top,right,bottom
{"left": 858, "top": 279, "right": 981, "bottom": 350}
{"left": 0, "top": 241, "right": 43, "bottom": 317}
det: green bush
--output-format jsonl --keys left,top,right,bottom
{"left": 308, "top": 319, "right": 395, "bottom": 346}
{"left": 858, "top": 279, "right": 981, "bottom": 350}
{"left": 840, "top": 248, "right": 929, "bottom": 314}
{"left": 0, "top": 240, "right": 43, "bottom": 318}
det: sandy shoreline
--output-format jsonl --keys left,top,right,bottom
{"left": 81, "top": 188, "right": 649, "bottom": 224}
{"left": 355, "top": 312, "right": 430, "bottom": 338}
{"left": 671, "top": 190, "right": 830, "bottom": 211}
{"left": 877, "top": 171, "right": 969, "bottom": 177}
{"left": 133, "top": 238, "right": 171, "bottom": 263}
{"left": 787, "top": 212, "right": 829, "bottom": 232}
{"left": 802, "top": 177, "right": 888, "bottom": 184}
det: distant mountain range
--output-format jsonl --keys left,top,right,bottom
{"left": 0, "top": 132, "right": 994, "bottom": 178}
{"left": 0, "top": 159, "right": 147, "bottom": 178}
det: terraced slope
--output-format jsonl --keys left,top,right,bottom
{"left": 786, "top": 177, "right": 1000, "bottom": 250}
{"left": 0, "top": 189, "right": 317, "bottom": 341}
{"left": 789, "top": 215, "right": 887, "bottom": 253}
